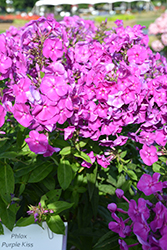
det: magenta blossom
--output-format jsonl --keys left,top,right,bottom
{"left": 137, "top": 173, "right": 163, "bottom": 196}
{"left": 25, "top": 130, "right": 49, "bottom": 154}
{"left": 139, "top": 144, "right": 158, "bottom": 166}
{"left": 0, "top": 105, "right": 6, "bottom": 127}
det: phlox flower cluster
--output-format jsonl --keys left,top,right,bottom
{"left": 0, "top": 16, "right": 167, "bottom": 166}
{"left": 149, "top": 12, "right": 167, "bottom": 52}
{"left": 108, "top": 173, "right": 167, "bottom": 250}
{"left": 27, "top": 202, "right": 54, "bottom": 222}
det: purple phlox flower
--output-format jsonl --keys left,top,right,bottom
{"left": 43, "top": 38, "right": 64, "bottom": 61}
{"left": 155, "top": 129, "right": 167, "bottom": 147}
{"left": 133, "top": 214, "right": 150, "bottom": 243}
{"left": 128, "top": 198, "right": 150, "bottom": 222}
{"left": 108, "top": 212, "right": 126, "bottom": 238}
{"left": 96, "top": 154, "right": 110, "bottom": 168}
{"left": 115, "top": 189, "right": 130, "bottom": 203}
{"left": 0, "top": 105, "right": 6, "bottom": 128}
{"left": 107, "top": 203, "right": 117, "bottom": 213}
{"left": 0, "top": 53, "right": 12, "bottom": 74}
{"left": 113, "top": 135, "right": 128, "bottom": 146}
{"left": 107, "top": 91, "right": 124, "bottom": 108}
{"left": 25, "top": 130, "right": 49, "bottom": 154}
{"left": 139, "top": 144, "right": 158, "bottom": 166}
{"left": 137, "top": 173, "right": 163, "bottom": 196}
{"left": 34, "top": 212, "right": 39, "bottom": 222}
{"left": 13, "top": 77, "right": 31, "bottom": 103}
{"left": 150, "top": 201, "right": 166, "bottom": 232}
{"left": 154, "top": 89, "right": 166, "bottom": 107}
{"left": 138, "top": 131, "right": 155, "bottom": 146}
{"left": 64, "top": 126, "right": 76, "bottom": 140}
{"left": 40, "top": 75, "right": 67, "bottom": 102}
{"left": 46, "top": 61, "right": 67, "bottom": 79}
{"left": 27, "top": 210, "right": 33, "bottom": 215}
{"left": 148, "top": 235, "right": 160, "bottom": 250}
{"left": 32, "top": 95, "right": 59, "bottom": 124}
{"left": 115, "top": 19, "right": 123, "bottom": 27}
{"left": 74, "top": 43, "right": 91, "bottom": 63}
{"left": 43, "top": 145, "right": 60, "bottom": 157}
{"left": 159, "top": 233, "right": 167, "bottom": 250}
{"left": 118, "top": 239, "right": 128, "bottom": 250}
{"left": 127, "top": 45, "right": 148, "bottom": 64}
{"left": 81, "top": 151, "right": 95, "bottom": 168}
{"left": 27, "top": 85, "right": 42, "bottom": 104}
{"left": 13, "top": 103, "right": 33, "bottom": 127}
{"left": 115, "top": 189, "right": 124, "bottom": 199}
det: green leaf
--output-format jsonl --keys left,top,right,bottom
{"left": 57, "top": 159, "right": 73, "bottom": 190}
{"left": 77, "top": 187, "right": 87, "bottom": 193}
{"left": 0, "top": 164, "right": 14, "bottom": 203}
{"left": 0, "top": 197, "right": 15, "bottom": 231}
{"left": 93, "top": 231, "right": 119, "bottom": 250}
{"left": 42, "top": 189, "right": 62, "bottom": 205}
{"left": 46, "top": 215, "right": 65, "bottom": 234}
{"left": 42, "top": 175, "right": 55, "bottom": 190}
{"left": 159, "top": 156, "right": 167, "bottom": 163}
{"left": 0, "top": 151, "right": 18, "bottom": 159}
{"left": 78, "top": 140, "right": 88, "bottom": 148}
{"left": 40, "top": 195, "right": 47, "bottom": 207}
{"left": 99, "top": 184, "right": 116, "bottom": 195}
{"left": 40, "top": 71, "right": 45, "bottom": 78}
{"left": 14, "top": 160, "right": 45, "bottom": 178}
{"left": 47, "top": 201, "right": 73, "bottom": 214}
{"left": 153, "top": 163, "right": 164, "bottom": 174}
{"left": 87, "top": 166, "right": 97, "bottom": 200}
{"left": 15, "top": 216, "right": 35, "bottom": 227}
{"left": 0, "top": 223, "right": 4, "bottom": 235}
{"left": 28, "top": 163, "right": 53, "bottom": 183}
{"left": 127, "top": 170, "right": 138, "bottom": 181}
{"left": 16, "top": 129, "right": 26, "bottom": 148}
{"left": 74, "top": 151, "right": 92, "bottom": 163}
{"left": 47, "top": 189, "right": 62, "bottom": 202}
{"left": 120, "top": 150, "right": 127, "bottom": 158}
{"left": 116, "top": 174, "right": 126, "bottom": 188}
{"left": 59, "top": 146, "right": 72, "bottom": 156}
{"left": 19, "top": 184, "right": 26, "bottom": 196}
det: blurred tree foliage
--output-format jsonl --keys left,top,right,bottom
{"left": 0, "top": 0, "right": 6, "bottom": 12}
{"left": 13, "top": 0, "right": 36, "bottom": 10}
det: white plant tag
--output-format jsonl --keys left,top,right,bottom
{"left": 0, "top": 222, "right": 67, "bottom": 250}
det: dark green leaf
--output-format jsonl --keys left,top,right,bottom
{"left": 91, "top": 183, "right": 99, "bottom": 217}
{"left": 77, "top": 187, "right": 87, "bottom": 193}
{"left": 0, "top": 164, "right": 14, "bottom": 203}
{"left": 42, "top": 175, "right": 55, "bottom": 190}
{"left": 0, "top": 151, "right": 18, "bottom": 159}
{"left": 44, "top": 189, "right": 62, "bottom": 204}
{"left": 0, "top": 197, "right": 15, "bottom": 231}
{"left": 28, "top": 163, "right": 53, "bottom": 183}
{"left": 46, "top": 215, "right": 65, "bottom": 234}
{"left": 87, "top": 166, "right": 97, "bottom": 200}
{"left": 0, "top": 223, "right": 4, "bottom": 235}
{"left": 57, "top": 159, "right": 73, "bottom": 190}
{"left": 93, "top": 231, "right": 119, "bottom": 250}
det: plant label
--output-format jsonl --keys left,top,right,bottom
{"left": 0, "top": 222, "right": 67, "bottom": 250}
